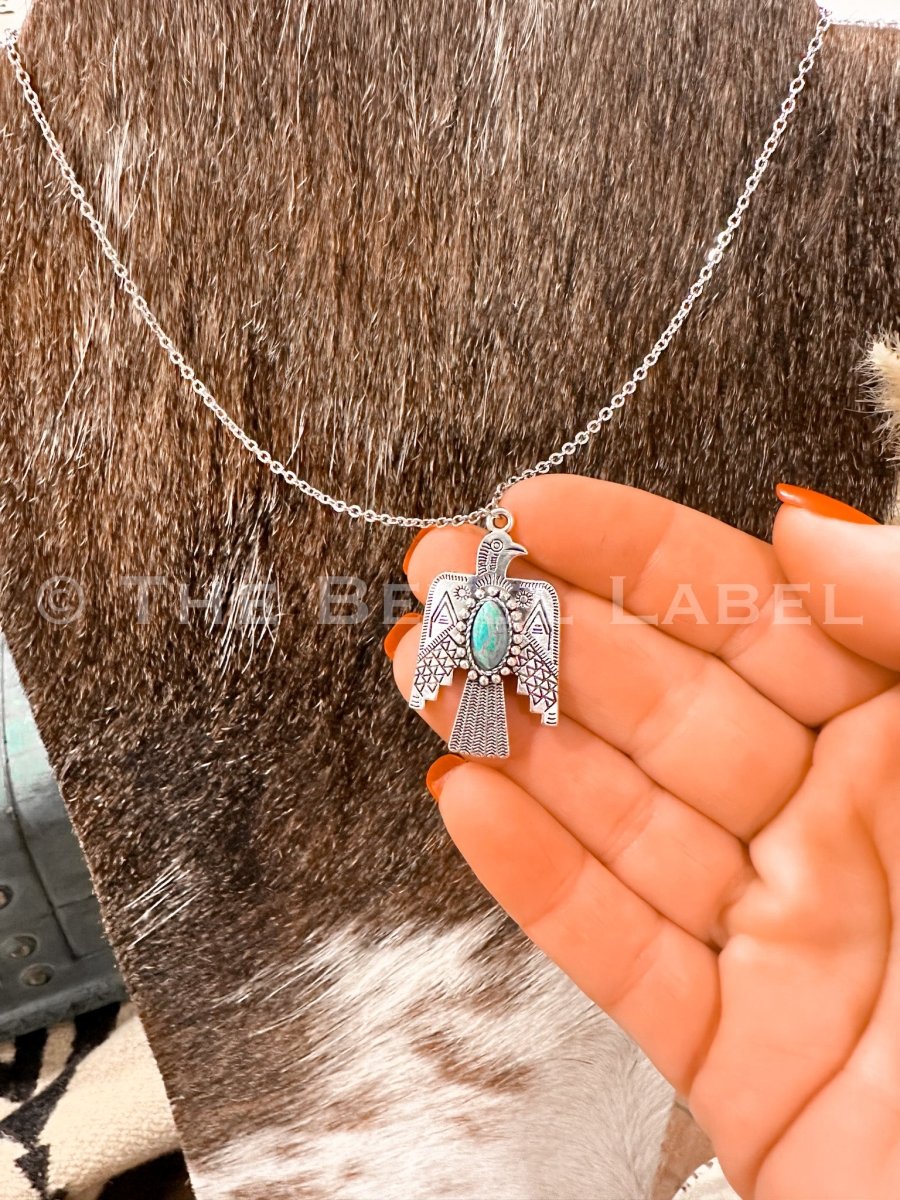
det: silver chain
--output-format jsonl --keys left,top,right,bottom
{"left": 1, "top": 10, "right": 831, "bottom": 529}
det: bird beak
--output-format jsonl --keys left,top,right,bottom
{"left": 509, "top": 542, "right": 528, "bottom": 557}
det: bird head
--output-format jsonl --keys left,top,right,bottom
{"left": 476, "top": 529, "right": 528, "bottom": 577}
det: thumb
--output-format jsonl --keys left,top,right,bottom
{"left": 772, "top": 483, "right": 900, "bottom": 672}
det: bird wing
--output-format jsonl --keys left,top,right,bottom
{"left": 409, "top": 572, "right": 472, "bottom": 710}
{"left": 512, "top": 578, "right": 560, "bottom": 726}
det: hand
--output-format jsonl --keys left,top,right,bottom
{"left": 387, "top": 475, "right": 900, "bottom": 1200}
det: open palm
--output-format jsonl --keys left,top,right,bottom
{"left": 390, "top": 476, "right": 900, "bottom": 1200}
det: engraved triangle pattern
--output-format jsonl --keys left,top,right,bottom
{"left": 409, "top": 525, "right": 560, "bottom": 758}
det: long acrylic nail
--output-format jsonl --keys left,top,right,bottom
{"left": 403, "top": 528, "right": 432, "bottom": 575}
{"left": 382, "top": 611, "right": 422, "bottom": 660}
{"left": 425, "top": 754, "right": 466, "bottom": 801}
{"left": 775, "top": 482, "right": 879, "bottom": 526}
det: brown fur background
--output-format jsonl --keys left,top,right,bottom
{"left": 0, "top": 0, "right": 898, "bottom": 1189}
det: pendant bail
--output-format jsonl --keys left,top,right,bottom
{"left": 485, "top": 507, "right": 514, "bottom": 535}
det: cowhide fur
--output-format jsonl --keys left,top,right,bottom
{"left": 869, "top": 334, "right": 900, "bottom": 523}
{"left": 0, "top": 2, "right": 897, "bottom": 1196}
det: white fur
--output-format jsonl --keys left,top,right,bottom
{"left": 122, "top": 858, "right": 205, "bottom": 950}
{"left": 192, "top": 916, "right": 673, "bottom": 1199}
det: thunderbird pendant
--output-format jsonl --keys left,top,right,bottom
{"left": 409, "top": 510, "right": 560, "bottom": 758}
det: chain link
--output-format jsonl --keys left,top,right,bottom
{"left": 1, "top": 10, "right": 831, "bottom": 528}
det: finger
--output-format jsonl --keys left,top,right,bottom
{"left": 773, "top": 495, "right": 900, "bottom": 671}
{"left": 392, "top": 623, "right": 753, "bottom": 943}
{"left": 690, "top": 694, "right": 894, "bottom": 1196}
{"left": 430, "top": 759, "right": 720, "bottom": 1093}
{"left": 402, "top": 552, "right": 815, "bottom": 838}
{"left": 404, "top": 479, "right": 892, "bottom": 726}
{"left": 749, "top": 685, "right": 900, "bottom": 1199}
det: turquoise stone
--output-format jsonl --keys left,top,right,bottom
{"left": 470, "top": 599, "right": 510, "bottom": 671}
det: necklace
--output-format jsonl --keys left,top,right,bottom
{"left": 0, "top": 11, "right": 831, "bottom": 756}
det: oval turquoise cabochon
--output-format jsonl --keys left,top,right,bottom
{"left": 470, "top": 599, "right": 510, "bottom": 672}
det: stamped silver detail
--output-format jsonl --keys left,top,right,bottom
{"left": 409, "top": 529, "right": 560, "bottom": 758}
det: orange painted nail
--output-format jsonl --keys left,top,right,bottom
{"left": 382, "top": 611, "right": 422, "bottom": 660}
{"left": 425, "top": 754, "right": 466, "bottom": 801}
{"left": 775, "top": 483, "right": 879, "bottom": 526}
{"left": 403, "top": 528, "right": 432, "bottom": 575}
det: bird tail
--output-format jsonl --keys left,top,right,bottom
{"left": 448, "top": 678, "right": 509, "bottom": 758}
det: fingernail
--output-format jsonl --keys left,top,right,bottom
{"left": 403, "top": 528, "right": 432, "bottom": 575}
{"left": 382, "top": 611, "right": 422, "bottom": 661}
{"left": 425, "top": 754, "right": 465, "bottom": 801}
{"left": 775, "top": 483, "right": 879, "bottom": 526}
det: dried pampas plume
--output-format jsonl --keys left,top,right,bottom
{"left": 866, "top": 335, "right": 900, "bottom": 522}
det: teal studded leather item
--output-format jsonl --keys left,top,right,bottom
{"left": 0, "top": 634, "right": 126, "bottom": 1039}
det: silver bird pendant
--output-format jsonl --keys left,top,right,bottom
{"left": 409, "top": 514, "right": 560, "bottom": 758}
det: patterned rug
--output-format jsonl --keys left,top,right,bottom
{"left": 0, "top": 1003, "right": 186, "bottom": 1199}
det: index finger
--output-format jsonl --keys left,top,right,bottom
{"left": 406, "top": 476, "right": 891, "bottom": 725}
